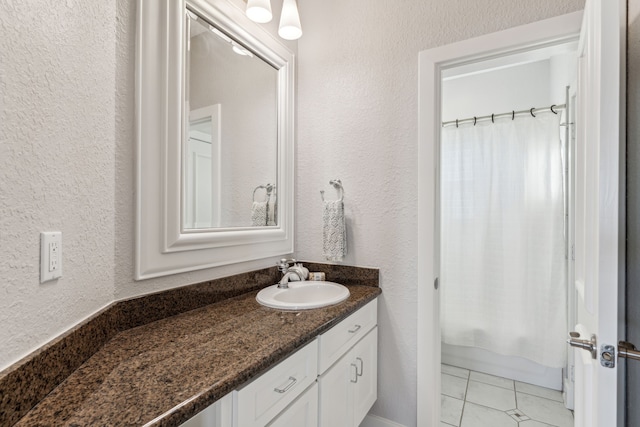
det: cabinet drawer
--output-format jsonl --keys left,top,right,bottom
{"left": 267, "top": 383, "right": 318, "bottom": 427}
{"left": 234, "top": 340, "right": 318, "bottom": 427}
{"left": 318, "top": 299, "right": 377, "bottom": 374}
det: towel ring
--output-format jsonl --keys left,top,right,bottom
{"left": 265, "top": 183, "right": 275, "bottom": 196}
{"left": 253, "top": 185, "right": 266, "bottom": 202}
{"left": 320, "top": 179, "right": 344, "bottom": 202}
{"left": 254, "top": 183, "right": 275, "bottom": 202}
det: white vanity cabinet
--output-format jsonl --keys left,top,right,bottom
{"left": 317, "top": 299, "right": 378, "bottom": 427}
{"left": 180, "top": 298, "right": 378, "bottom": 427}
{"left": 266, "top": 383, "right": 318, "bottom": 427}
{"left": 180, "top": 393, "right": 233, "bottom": 427}
{"left": 233, "top": 340, "right": 318, "bottom": 427}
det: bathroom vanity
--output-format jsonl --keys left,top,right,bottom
{"left": 181, "top": 299, "right": 378, "bottom": 427}
{"left": 6, "top": 274, "right": 380, "bottom": 426}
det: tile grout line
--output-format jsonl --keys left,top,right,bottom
{"left": 514, "top": 389, "right": 520, "bottom": 425}
{"left": 515, "top": 389, "right": 565, "bottom": 404}
{"left": 445, "top": 366, "right": 571, "bottom": 427}
{"left": 458, "top": 374, "right": 471, "bottom": 427}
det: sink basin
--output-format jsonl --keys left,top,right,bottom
{"left": 256, "top": 281, "right": 350, "bottom": 310}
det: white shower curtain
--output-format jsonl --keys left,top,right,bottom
{"left": 440, "top": 113, "right": 566, "bottom": 368}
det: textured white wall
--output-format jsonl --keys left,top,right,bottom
{"left": 0, "top": 1, "right": 117, "bottom": 369}
{"left": 442, "top": 60, "right": 552, "bottom": 122}
{"left": 295, "top": 1, "right": 584, "bottom": 425}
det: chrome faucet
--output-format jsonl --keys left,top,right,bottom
{"left": 276, "top": 258, "right": 308, "bottom": 289}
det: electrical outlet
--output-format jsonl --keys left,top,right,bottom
{"left": 41, "top": 232, "right": 62, "bottom": 283}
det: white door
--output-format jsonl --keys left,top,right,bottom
{"left": 570, "top": 0, "right": 625, "bottom": 425}
{"left": 417, "top": 2, "right": 626, "bottom": 425}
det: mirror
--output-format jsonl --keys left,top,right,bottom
{"left": 136, "top": 0, "right": 294, "bottom": 279}
{"left": 185, "top": 12, "right": 279, "bottom": 229}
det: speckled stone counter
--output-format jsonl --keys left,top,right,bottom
{"left": 6, "top": 275, "right": 380, "bottom": 426}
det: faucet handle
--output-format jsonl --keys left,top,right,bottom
{"left": 277, "top": 258, "right": 296, "bottom": 273}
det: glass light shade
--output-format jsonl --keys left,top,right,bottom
{"left": 278, "top": 0, "right": 302, "bottom": 40}
{"left": 246, "top": 0, "right": 272, "bottom": 23}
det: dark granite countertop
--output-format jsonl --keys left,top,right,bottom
{"left": 13, "top": 284, "right": 380, "bottom": 427}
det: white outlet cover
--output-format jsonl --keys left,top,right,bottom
{"left": 40, "top": 231, "right": 62, "bottom": 283}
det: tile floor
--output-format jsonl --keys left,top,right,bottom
{"left": 440, "top": 364, "right": 574, "bottom": 427}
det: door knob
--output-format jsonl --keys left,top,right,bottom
{"left": 567, "top": 331, "right": 597, "bottom": 359}
{"left": 619, "top": 341, "right": 640, "bottom": 361}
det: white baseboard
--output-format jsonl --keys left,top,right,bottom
{"left": 359, "top": 414, "right": 408, "bottom": 427}
{"left": 442, "top": 343, "right": 563, "bottom": 390}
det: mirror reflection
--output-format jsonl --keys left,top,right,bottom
{"left": 185, "top": 9, "right": 278, "bottom": 229}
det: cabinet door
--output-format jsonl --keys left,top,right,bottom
{"left": 180, "top": 393, "right": 233, "bottom": 427}
{"left": 234, "top": 340, "right": 318, "bottom": 427}
{"left": 267, "top": 383, "right": 318, "bottom": 427}
{"left": 319, "top": 327, "right": 378, "bottom": 427}
{"left": 352, "top": 327, "right": 378, "bottom": 426}
{"left": 318, "top": 354, "right": 354, "bottom": 427}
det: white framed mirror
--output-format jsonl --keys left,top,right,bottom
{"left": 136, "top": 0, "right": 294, "bottom": 280}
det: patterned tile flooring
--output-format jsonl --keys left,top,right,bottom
{"left": 440, "top": 364, "right": 574, "bottom": 427}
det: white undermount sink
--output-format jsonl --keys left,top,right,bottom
{"left": 256, "top": 281, "right": 350, "bottom": 310}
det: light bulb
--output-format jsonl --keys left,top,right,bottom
{"left": 246, "top": 0, "right": 272, "bottom": 23}
{"left": 279, "top": 0, "right": 302, "bottom": 40}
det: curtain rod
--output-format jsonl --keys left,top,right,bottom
{"left": 442, "top": 104, "right": 566, "bottom": 128}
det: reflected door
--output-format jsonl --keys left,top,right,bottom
{"left": 184, "top": 105, "right": 221, "bottom": 229}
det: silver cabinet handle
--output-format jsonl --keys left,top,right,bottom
{"left": 350, "top": 364, "right": 358, "bottom": 383}
{"left": 348, "top": 324, "right": 361, "bottom": 333}
{"left": 274, "top": 376, "right": 297, "bottom": 393}
{"left": 355, "top": 357, "right": 364, "bottom": 377}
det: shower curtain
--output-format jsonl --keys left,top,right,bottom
{"left": 440, "top": 113, "right": 566, "bottom": 368}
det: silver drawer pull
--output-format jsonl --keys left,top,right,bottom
{"left": 350, "top": 364, "right": 358, "bottom": 383}
{"left": 355, "top": 357, "right": 364, "bottom": 376}
{"left": 274, "top": 376, "right": 297, "bottom": 393}
{"left": 348, "top": 324, "right": 361, "bottom": 333}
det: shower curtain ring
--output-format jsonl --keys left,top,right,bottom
{"left": 456, "top": 119, "right": 459, "bottom": 128}
{"left": 491, "top": 113, "right": 494, "bottom": 123}
{"left": 551, "top": 104, "right": 558, "bottom": 114}
{"left": 512, "top": 111, "right": 515, "bottom": 120}
{"left": 473, "top": 116, "right": 477, "bottom": 126}
{"left": 530, "top": 108, "right": 536, "bottom": 117}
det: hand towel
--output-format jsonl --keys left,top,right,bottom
{"left": 251, "top": 201, "right": 268, "bottom": 226}
{"left": 322, "top": 199, "right": 347, "bottom": 261}
{"left": 267, "top": 194, "right": 277, "bottom": 226}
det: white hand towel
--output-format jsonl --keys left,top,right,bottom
{"left": 251, "top": 201, "right": 268, "bottom": 226}
{"left": 267, "top": 194, "right": 277, "bottom": 226}
{"left": 322, "top": 199, "right": 347, "bottom": 261}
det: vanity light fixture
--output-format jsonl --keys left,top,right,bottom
{"left": 208, "top": 25, "right": 254, "bottom": 57}
{"left": 278, "top": 0, "right": 302, "bottom": 40}
{"left": 246, "top": 0, "right": 273, "bottom": 23}
{"left": 209, "top": 25, "right": 231, "bottom": 42}
{"left": 245, "top": 0, "right": 302, "bottom": 40}
{"left": 232, "top": 43, "right": 255, "bottom": 57}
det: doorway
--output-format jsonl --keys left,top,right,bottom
{"left": 416, "top": 11, "right": 585, "bottom": 427}
{"left": 438, "top": 44, "right": 577, "bottom": 426}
